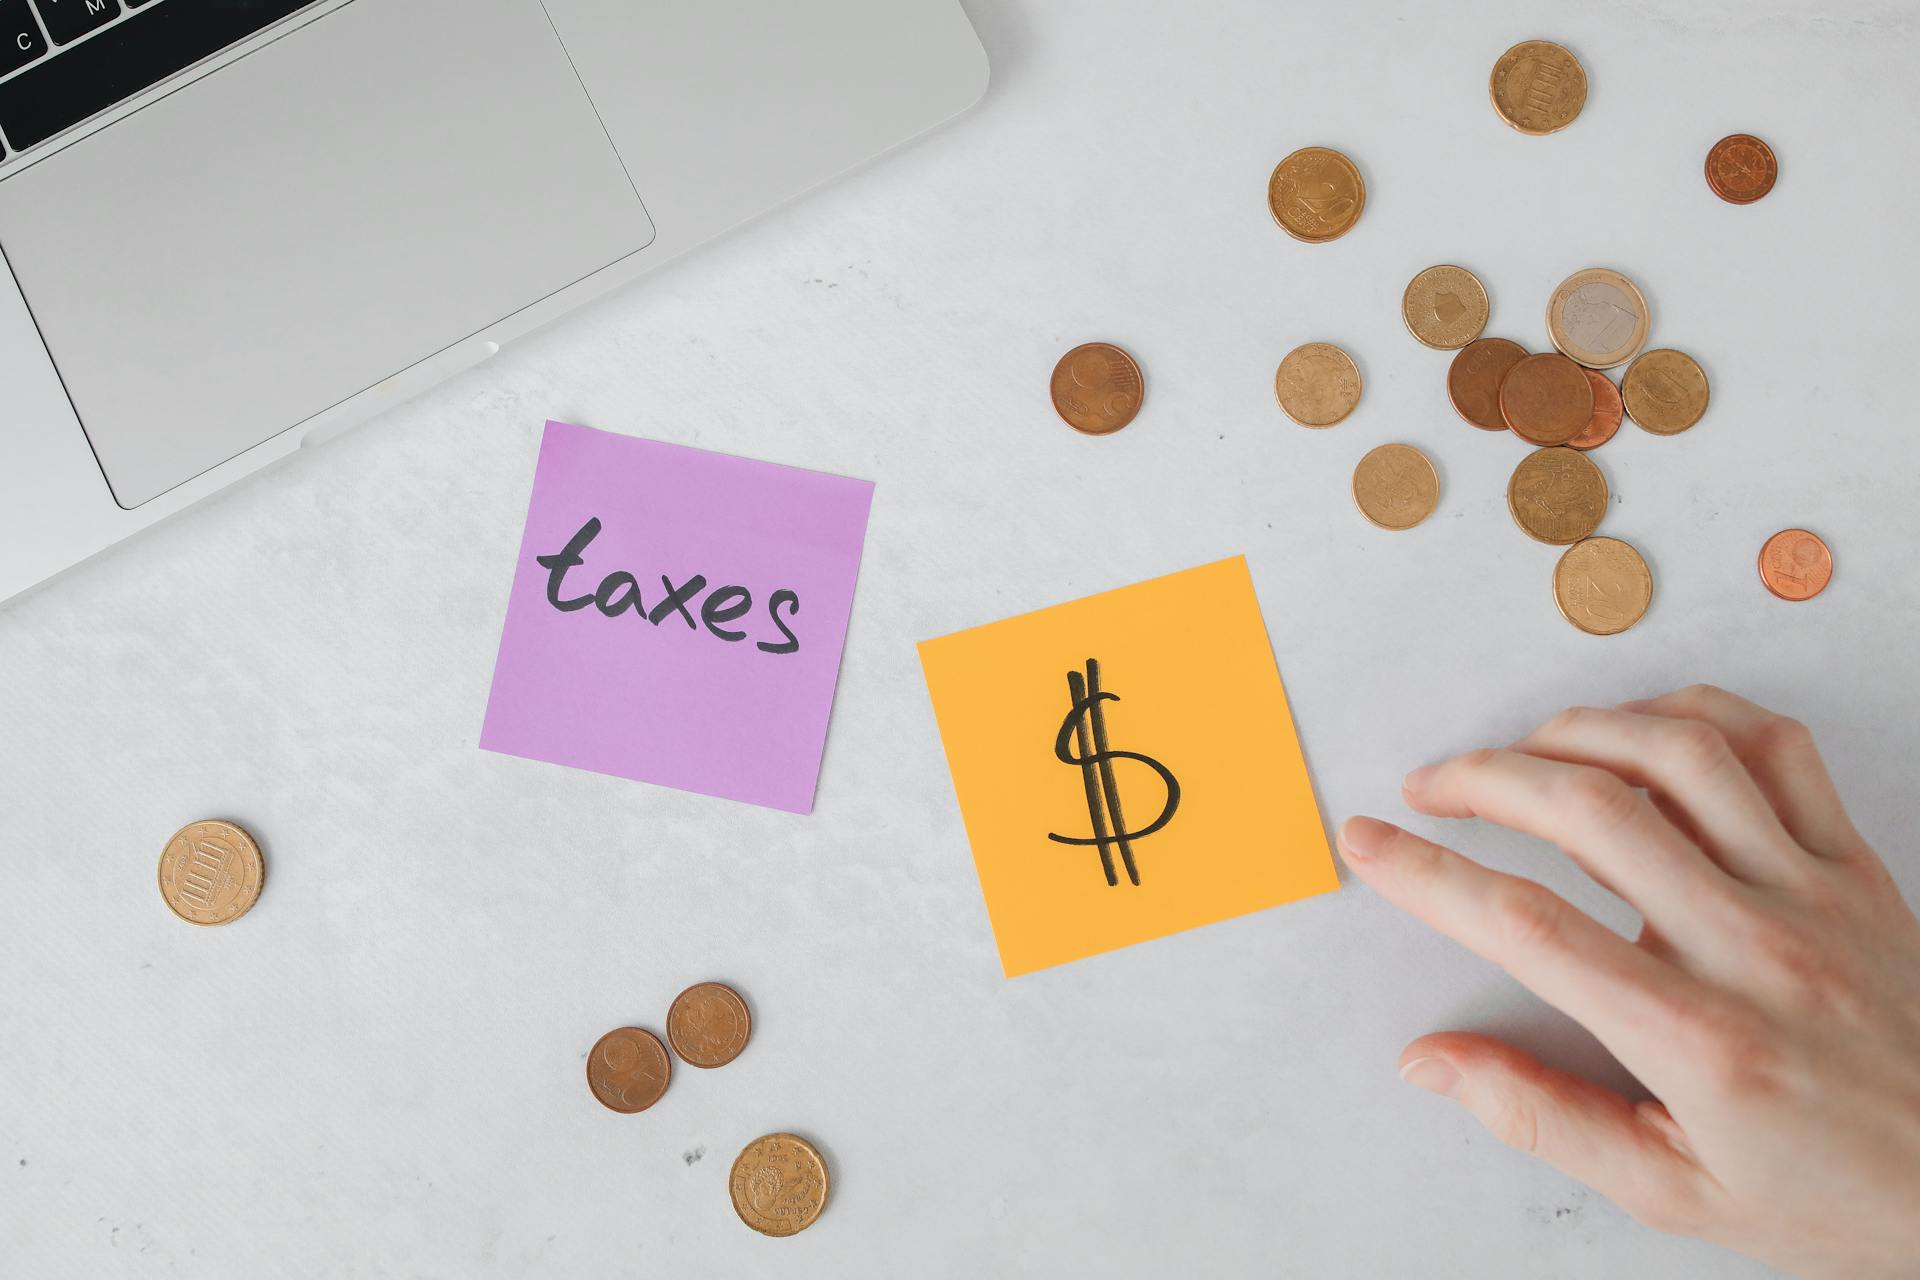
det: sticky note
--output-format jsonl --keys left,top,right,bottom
{"left": 918, "top": 557, "right": 1337, "bottom": 976}
{"left": 481, "top": 421, "right": 873, "bottom": 813}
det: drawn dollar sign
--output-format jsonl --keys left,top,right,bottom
{"left": 1047, "top": 658, "right": 1181, "bottom": 886}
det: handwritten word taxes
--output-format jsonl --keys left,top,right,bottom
{"left": 537, "top": 517, "right": 802, "bottom": 654}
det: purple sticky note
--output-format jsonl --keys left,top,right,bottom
{"left": 480, "top": 421, "right": 874, "bottom": 813}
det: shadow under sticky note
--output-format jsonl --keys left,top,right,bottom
{"left": 917, "top": 557, "right": 1337, "bottom": 976}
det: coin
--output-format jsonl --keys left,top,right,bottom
{"left": 1706, "top": 134, "right": 1778, "bottom": 205}
{"left": 1488, "top": 40, "right": 1588, "bottom": 135}
{"left": 1758, "top": 528, "right": 1833, "bottom": 601}
{"left": 730, "top": 1133, "right": 830, "bottom": 1237}
{"left": 1508, "top": 446, "right": 1608, "bottom": 544}
{"left": 1275, "top": 342, "right": 1362, "bottom": 427}
{"left": 666, "top": 981, "right": 752, "bottom": 1069}
{"left": 1567, "top": 369, "right": 1623, "bottom": 450}
{"left": 1050, "top": 343, "right": 1143, "bottom": 435}
{"left": 1402, "top": 265, "right": 1490, "bottom": 350}
{"left": 1267, "top": 146, "right": 1366, "bottom": 243}
{"left": 1546, "top": 268, "right": 1650, "bottom": 369}
{"left": 1447, "top": 337, "right": 1528, "bottom": 431}
{"left": 1352, "top": 444, "right": 1439, "bottom": 531}
{"left": 1554, "top": 537, "right": 1653, "bottom": 635}
{"left": 1622, "top": 348, "right": 1709, "bottom": 436}
{"left": 586, "top": 1027, "right": 672, "bottom": 1114}
{"left": 1499, "top": 352, "right": 1594, "bottom": 446}
{"left": 157, "top": 819, "right": 264, "bottom": 926}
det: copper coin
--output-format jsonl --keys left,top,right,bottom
{"left": 1706, "top": 134, "right": 1778, "bottom": 205}
{"left": 1447, "top": 337, "right": 1527, "bottom": 431}
{"left": 157, "top": 820, "right": 264, "bottom": 926}
{"left": 730, "top": 1133, "right": 830, "bottom": 1237}
{"left": 1275, "top": 341, "right": 1362, "bottom": 427}
{"left": 1402, "top": 265, "right": 1490, "bottom": 350}
{"left": 1567, "top": 369, "right": 1623, "bottom": 450}
{"left": 1546, "top": 268, "right": 1650, "bottom": 369}
{"left": 666, "top": 982, "right": 752, "bottom": 1069}
{"left": 1508, "top": 447, "right": 1608, "bottom": 545}
{"left": 1352, "top": 444, "right": 1440, "bottom": 531}
{"left": 1554, "top": 537, "right": 1653, "bottom": 635}
{"left": 1050, "top": 343, "right": 1143, "bottom": 435}
{"left": 1499, "top": 352, "right": 1593, "bottom": 446}
{"left": 1758, "top": 529, "right": 1833, "bottom": 601}
{"left": 1267, "top": 146, "right": 1366, "bottom": 243}
{"left": 1622, "top": 348, "right": 1710, "bottom": 436}
{"left": 1488, "top": 40, "right": 1588, "bottom": 135}
{"left": 586, "top": 1027, "right": 672, "bottom": 1114}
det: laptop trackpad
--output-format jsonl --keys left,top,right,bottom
{"left": 0, "top": 0, "right": 653, "bottom": 509}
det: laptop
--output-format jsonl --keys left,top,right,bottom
{"left": 0, "top": 0, "right": 986, "bottom": 604}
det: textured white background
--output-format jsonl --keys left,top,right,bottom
{"left": 4, "top": 1, "right": 1917, "bottom": 1276}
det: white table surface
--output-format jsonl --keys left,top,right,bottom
{"left": 5, "top": 2, "right": 1917, "bottom": 1276}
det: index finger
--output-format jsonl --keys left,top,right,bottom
{"left": 1338, "top": 814, "right": 1699, "bottom": 1091}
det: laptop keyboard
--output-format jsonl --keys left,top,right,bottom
{"left": 0, "top": 0, "right": 321, "bottom": 158}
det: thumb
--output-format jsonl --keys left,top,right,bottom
{"left": 1398, "top": 1031, "right": 1715, "bottom": 1235}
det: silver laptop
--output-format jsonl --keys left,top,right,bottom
{"left": 0, "top": 0, "right": 986, "bottom": 604}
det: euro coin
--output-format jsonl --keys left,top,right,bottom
{"left": 157, "top": 819, "right": 264, "bottom": 927}
{"left": 1554, "top": 536, "right": 1652, "bottom": 635}
{"left": 1499, "top": 352, "right": 1593, "bottom": 446}
{"left": 1706, "top": 134, "right": 1778, "bottom": 204}
{"left": 1489, "top": 40, "right": 1588, "bottom": 135}
{"left": 1567, "top": 369, "right": 1623, "bottom": 451}
{"left": 1508, "top": 446, "right": 1608, "bottom": 545}
{"left": 1758, "top": 529, "right": 1833, "bottom": 601}
{"left": 666, "top": 982, "right": 752, "bottom": 1069}
{"left": 1352, "top": 444, "right": 1439, "bottom": 531}
{"left": 1267, "top": 146, "right": 1366, "bottom": 243}
{"left": 730, "top": 1133, "right": 830, "bottom": 1237}
{"left": 1050, "top": 343, "right": 1143, "bottom": 435}
{"left": 586, "top": 1027, "right": 672, "bottom": 1114}
{"left": 1275, "top": 342, "right": 1362, "bottom": 427}
{"left": 1546, "top": 268, "right": 1649, "bottom": 369}
{"left": 1447, "top": 337, "right": 1527, "bottom": 431}
{"left": 1402, "top": 265, "right": 1490, "bottom": 350}
{"left": 1622, "top": 348, "right": 1709, "bottom": 436}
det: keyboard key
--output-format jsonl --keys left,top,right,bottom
{"left": 33, "top": 0, "right": 120, "bottom": 46}
{"left": 0, "top": 0, "right": 47, "bottom": 76}
{"left": 0, "top": 0, "right": 316, "bottom": 150}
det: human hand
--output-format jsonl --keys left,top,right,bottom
{"left": 1336, "top": 685, "right": 1920, "bottom": 1279}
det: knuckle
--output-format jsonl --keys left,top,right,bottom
{"left": 1677, "top": 1002, "right": 1788, "bottom": 1101}
{"left": 1661, "top": 719, "right": 1734, "bottom": 780}
{"left": 1545, "top": 705, "right": 1603, "bottom": 736}
{"left": 1456, "top": 747, "right": 1502, "bottom": 773}
{"left": 1555, "top": 767, "right": 1641, "bottom": 834}
{"left": 1482, "top": 1092, "right": 1541, "bottom": 1155}
{"left": 1490, "top": 882, "right": 1567, "bottom": 957}
{"left": 1755, "top": 714, "right": 1815, "bottom": 760}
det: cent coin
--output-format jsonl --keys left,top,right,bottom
{"left": 1275, "top": 342, "right": 1362, "bottom": 427}
{"left": 1267, "top": 146, "right": 1366, "bottom": 243}
{"left": 1489, "top": 40, "right": 1588, "bottom": 135}
{"left": 1499, "top": 352, "right": 1594, "bottom": 446}
{"left": 666, "top": 981, "right": 752, "bottom": 1069}
{"left": 1402, "top": 264, "right": 1490, "bottom": 350}
{"left": 1508, "top": 446, "right": 1608, "bottom": 545}
{"left": 1567, "top": 369, "right": 1623, "bottom": 451}
{"left": 1706, "top": 134, "right": 1778, "bottom": 205}
{"left": 1554, "top": 536, "right": 1653, "bottom": 635}
{"left": 1546, "top": 268, "right": 1650, "bottom": 370}
{"left": 1447, "top": 337, "right": 1528, "bottom": 431}
{"left": 157, "top": 819, "right": 264, "bottom": 927}
{"left": 1352, "top": 444, "right": 1440, "bottom": 531}
{"left": 1758, "top": 528, "right": 1833, "bottom": 602}
{"left": 1622, "top": 348, "right": 1710, "bottom": 436}
{"left": 586, "top": 1027, "right": 672, "bottom": 1114}
{"left": 1050, "top": 342, "right": 1143, "bottom": 435}
{"left": 730, "top": 1133, "right": 830, "bottom": 1237}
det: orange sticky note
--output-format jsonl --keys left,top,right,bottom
{"left": 918, "top": 557, "right": 1338, "bottom": 976}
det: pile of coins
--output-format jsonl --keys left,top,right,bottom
{"left": 585, "top": 983, "right": 829, "bottom": 1237}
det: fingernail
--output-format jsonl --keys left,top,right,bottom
{"left": 1338, "top": 815, "right": 1399, "bottom": 860}
{"left": 1399, "top": 1056, "right": 1461, "bottom": 1098}
{"left": 1402, "top": 763, "right": 1437, "bottom": 793}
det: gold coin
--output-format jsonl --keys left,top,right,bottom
{"left": 1507, "top": 447, "right": 1608, "bottom": 545}
{"left": 1546, "top": 268, "right": 1650, "bottom": 370}
{"left": 1267, "top": 147, "right": 1366, "bottom": 244}
{"left": 1351, "top": 444, "right": 1439, "bottom": 531}
{"left": 586, "top": 1027, "right": 672, "bottom": 1114}
{"left": 1275, "top": 342, "right": 1361, "bottom": 427}
{"left": 1050, "top": 342, "right": 1143, "bottom": 435}
{"left": 666, "top": 981, "right": 752, "bottom": 1069}
{"left": 157, "top": 820, "right": 264, "bottom": 926}
{"left": 1621, "top": 348, "right": 1710, "bottom": 436}
{"left": 1489, "top": 40, "right": 1588, "bottom": 135}
{"left": 730, "top": 1133, "right": 830, "bottom": 1237}
{"left": 1402, "top": 265, "right": 1490, "bottom": 350}
{"left": 1554, "top": 536, "right": 1653, "bottom": 635}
